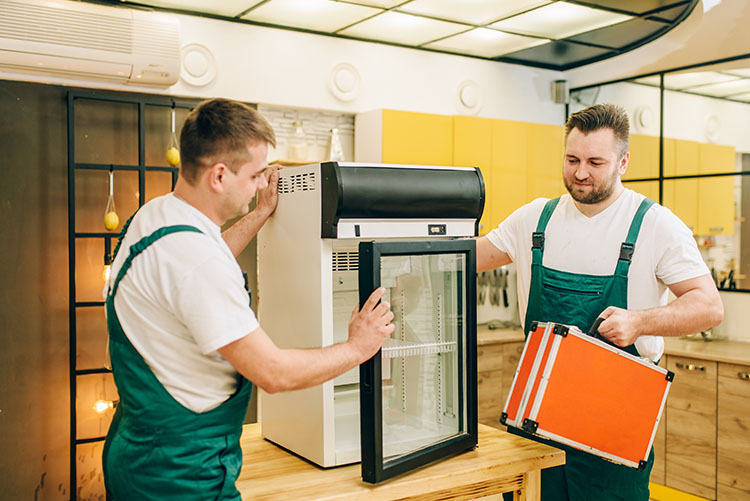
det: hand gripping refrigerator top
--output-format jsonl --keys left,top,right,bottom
{"left": 501, "top": 321, "right": 673, "bottom": 470}
{"left": 258, "top": 162, "right": 484, "bottom": 483}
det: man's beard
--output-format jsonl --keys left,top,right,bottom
{"left": 564, "top": 169, "right": 618, "bottom": 204}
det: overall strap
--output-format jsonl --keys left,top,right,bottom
{"left": 109, "top": 225, "right": 203, "bottom": 299}
{"left": 614, "top": 198, "right": 655, "bottom": 276}
{"left": 531, "top": 198, "right": 561, "bottom": 264}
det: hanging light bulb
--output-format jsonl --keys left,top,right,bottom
{"left": 102, "top": 246, "right": 112, "bottom": 282}
{"left": 166, "top": 102, "right": 180, "bottom": 167}
{"left": 92, "top": 399, "right": 117, "bottom": 414}
{"left": 104, "top": 168, "right": 119, "bottom": 231}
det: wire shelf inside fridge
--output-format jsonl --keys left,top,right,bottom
{"left": 382, "top": 338, "right": 457, "bottom": 359}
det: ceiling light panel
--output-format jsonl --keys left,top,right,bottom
{"left": 489, "top": 2, "right": 632, "bottom": 39}
{"left": 340, "top": 11, "right": 468, "bottom": 46}
{"left": 397, "top": 0, "right": 551, "bottom": 26}
{"left": 726, "top": 92, "right": 750, "bottom": 102}
{"left": 136, "top": 0, "right": 262, "bottom": 17}
{"left": 424, "top": 27, "right": 548, "bottom": 57}
{"left": 345, "top": 0, "right": 405, "bottom": 7}
{"left": 688, "top": 78, "right": 750, "bottom": 97}
{"left": 241, "top": 0, "right": 382, "bottom": 32}
{"left": 723, "top": 68, "right": 750, "bottom": 78}
{"left": 663, "top": 71, "right": 740, "bottom": 90}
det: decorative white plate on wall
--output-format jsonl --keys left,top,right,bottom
{"left": 181, "top": 43, "right": 217, "bottom": 87}
{"left": 456, "top": 80, "right": 481, "bottom": 115}
{"left": 329, "top": 62, "right": 362, "bottom": 102}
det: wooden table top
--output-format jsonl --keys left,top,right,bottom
{"left": 236, "top": 423, "right": 564, "bottom": 500}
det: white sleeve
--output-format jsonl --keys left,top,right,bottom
{"left": 485, "top": 198, "right": 548, "bottom": 262}
{"left": 173, "top": 255, "right": 259, "bottom": 354}
{"left": 650, "top": 207, "right": 710, "bottom": 285}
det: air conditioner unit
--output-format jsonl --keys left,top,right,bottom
{"left": 0, "top": 0, "right": 181, "bottom": 86}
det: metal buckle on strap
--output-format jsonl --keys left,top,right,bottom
{"left": 532, "top": 232, "right": 545, "bottom": 251}
{"left": 619, "top": 242, "right": 635, "bottom": 262}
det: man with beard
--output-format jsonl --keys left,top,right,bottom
{"left": 476, "top": 103, "right": 722, "bottom": 500}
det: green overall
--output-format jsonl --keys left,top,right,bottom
{"left": 102, "top": 224, "right": 253, "bottom": 501}
{"left": 505, "top": 196, "right": 656, "bottom": 501}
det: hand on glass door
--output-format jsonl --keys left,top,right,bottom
{"left": 348, "top": 286, "right": 395, "bottom": 363}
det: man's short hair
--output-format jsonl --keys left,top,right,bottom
{"left": 565, "top": 103, "right": 629, "bottom": 158}
{"left": 179, "top": 98, "right": 276, "bottom": 184}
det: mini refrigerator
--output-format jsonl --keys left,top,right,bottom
{"left": 257, "top": 161, "right": 483, "bottom": 483}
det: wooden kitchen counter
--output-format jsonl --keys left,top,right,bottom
{"left": 236, "top": 423, "right": 564, "bottom": 500}
{"left": 664, "top": 336, "right": 750, "bottom": 364}
{"left": 477, "top": 324, "right": 524, "bottom": 345}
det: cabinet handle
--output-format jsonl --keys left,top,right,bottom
{"left": 675, "top": 362, "right": 705, "bottom": 372}
{"left": 709, "top": 226, "right": 724, "bottom": 232}
{"left": 739, "top": 372, "right": 750, "bottom": 381}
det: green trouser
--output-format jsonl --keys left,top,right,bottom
{"left": 102, "top": 224, "right": 253, "bottom": 500}
{"left": 504, "top": 197, "right": 655, "bottom": 501}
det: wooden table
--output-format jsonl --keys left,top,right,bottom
{"left": 236, "top": 423, "right": 564, "bottom": 500}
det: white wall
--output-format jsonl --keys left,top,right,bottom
{"left": 0, "top": 6, "right": 566, "bottom": 125}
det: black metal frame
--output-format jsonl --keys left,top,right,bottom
{"left": 357, "top": 239, "right": 478, "bottom": 484}
{"left": 566, "top": 54, "right": 750, "bottom": 291}
{"left": 67, "top": 90, "right": 193, "bottom": 498}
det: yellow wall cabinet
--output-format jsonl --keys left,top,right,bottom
{"left": 354, "top": 109, "right": 454, "bottom": 166}
{"left": 625, "top": 133, "right": 660, "bottom": 180}
{"left": 453, "top": 115, "right": 493, "bottom": 234}
{"left": 357, "top": 109, "right": 566, "bottom": 236}
{"left": 661, "top": 138, "right": 735, "bottom": 236}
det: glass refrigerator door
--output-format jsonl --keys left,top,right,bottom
{"left": 358, "top": 240, "right": 477, "bottom": 483}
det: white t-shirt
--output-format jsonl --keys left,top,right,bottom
{"left": 107, "top": 193, "right": 259, "bottom": 412}
{"left": 486, "top": 189, "right": 709, "bottom": 361}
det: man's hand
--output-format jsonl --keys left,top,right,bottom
{"left": 256, "top": 166, "right": 279, "bottom": 217}
{"left": 348, "top": 287, "right": 395, "bottom": 362}
{"left": 596, "top": 306, "right": 643, "bottom": 347}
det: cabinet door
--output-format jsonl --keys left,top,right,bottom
{"left": 666, "top": 356, "right": 717, "bottom": 499}
{"left": 477, "top": 342, "right": 504, "bottom": 427}
{"left": 697, "top": 143, "right": 736, "bottom": 236}
{"left": 491, "top": 119, "right": 531, "bottom": 226}
{"left": 697, "top": 176, "right": 735, "bottom": 235}
{"left": 625, "top": 134, "right": 659, "bottom": 180}
{"left": 717, "top": 362, "right": 750, "bottom": 499}
{"left": 625, "top": 180, "right": 659, "bottom": 202}
{"left": 527, "top": 123, "right": 565, "bottom": 201}
{"left": 382, "top": 109, "right": 453, "bottom": 166}
{"left": 454, "top": 116, "right": 493, "bottom": 234}
{"left": 358, "top": 240, "right": 477, "bottom": 483}
{"left": 663, "top": 179, "right": 698, "bottom": 234}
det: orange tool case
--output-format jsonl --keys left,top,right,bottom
{"left": 500, "top": 321, "right": 673, "bottom": 470}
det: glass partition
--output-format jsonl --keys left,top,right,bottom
{"left": 569, "top": 56, "right": 750, "bottom": 290}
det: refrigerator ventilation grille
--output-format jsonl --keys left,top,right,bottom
{"left": 332, "top": 251, "right": 358, "bottom": 271}
{"left": 278, "top": 172, "right": 316, "bottom": 194}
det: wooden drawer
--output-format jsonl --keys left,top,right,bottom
{"left": 477, "top": 343, "right": 504, "bottom": 373}
{"left": 667, "top": 356, "right": 717, "bottom": 414}
{"left": 666, "top": 356, "right": 717, "bottom": 499}
{"left": 477, "top": 369, "right": 503, "bottom": 428}
{"left": 717, "top": 362, "right": 750, "bottom": 499}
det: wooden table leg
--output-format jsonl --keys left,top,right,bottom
{"left": 513, "top": 469, "right": 541, "bottom": 501}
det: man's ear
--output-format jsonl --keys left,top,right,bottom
{"left": 618, "top": 151, "right": 630, "bottom": 176}
{"left": 207, "top": 162, "right": 228, "bottom": 193}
